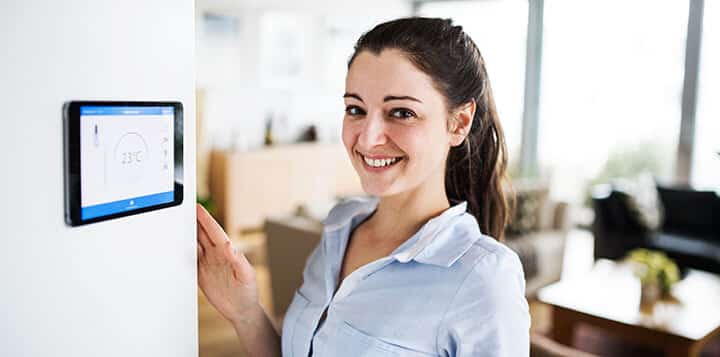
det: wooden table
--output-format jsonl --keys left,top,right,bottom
{"left": 538, "top": 259, "right": 720, "bottom": 356}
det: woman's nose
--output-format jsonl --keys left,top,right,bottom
{"left": 357, "top": 113, "right": 388, "bottom": 148}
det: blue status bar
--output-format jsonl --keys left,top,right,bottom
{"left": 81, "top": 191, "right": 174, "bottom": 220}
{"left": 80, "top": 106, "right": 174, "bottom": 116}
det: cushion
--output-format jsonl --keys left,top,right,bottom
{"left": 611, "top": 172, "right": 664, "bottom": 231}
{"left": 504, "top": 238, "right": 539, "bottom": 279}
{"left": 657, "top": 185, "right": 719, "bottom": 240}
{"left": 506, "top": 181, "right": 550, "bottom": 238}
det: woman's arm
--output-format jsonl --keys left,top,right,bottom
{"left": 196, "top": 204, "right": 281, "bottom": 357}
{"left": 230, "top": 303, "right": 282, "bottom": 357}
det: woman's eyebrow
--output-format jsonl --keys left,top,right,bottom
{"left": 384, "top": 95, "right": 422, "bottom": 103}
{"left": 342, "top": 93, "right": 423, "bottom": 103}
{"left": 343, "top": 93, "right": 364, "bottom": 102}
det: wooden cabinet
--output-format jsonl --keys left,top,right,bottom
{"left": 208, "top": 143, "right": 362, "bottom": 235}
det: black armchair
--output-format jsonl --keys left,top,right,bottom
{"left": 592, "top": 184, "right": 720, "bottom": 274}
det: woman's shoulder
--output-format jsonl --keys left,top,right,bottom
{"left": 437, "top": 224, "right": 531, "bottom": 356}
{"left": 444, "top": 213, "right": 524, "bottom": 272}
{"left": 451, "top": 217, "right": 526, "bottom": 292}
{"left": 472, "top": 233, "right": 523, "bottom": 270}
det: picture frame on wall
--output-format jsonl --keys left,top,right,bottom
{"left": 259, "top": 12, "right": 310, "bottom": 89}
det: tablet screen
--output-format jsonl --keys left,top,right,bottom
{"left": 79, "top": 106, "right": 175, "bottom": 220}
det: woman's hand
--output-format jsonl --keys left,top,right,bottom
{"left": 197, "top": 204, "right": 282, "bottom": 357}
{"left": 196, "top": 203, "right": 260, "bottom": 324}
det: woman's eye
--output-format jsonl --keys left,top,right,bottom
{"left": 345, "top": 105, "right": 366, "bottom": 116}
{"left": 389, "top": 108, "right": 416, "bottom": 119}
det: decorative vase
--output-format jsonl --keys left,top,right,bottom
{"left": 641, "top": 281, "right": 661, "bottom": 304}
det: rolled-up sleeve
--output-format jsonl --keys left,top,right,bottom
{"left": 436, "top": 248, "right": 531, "bottom": 357}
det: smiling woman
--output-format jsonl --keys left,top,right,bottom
{"left": 197, "top": 17, "right": 529, "bottom": 357}
{"left": 342, "top": 21, "right": 512, "bottom": 240}
{"left": 341, "top": 48, "right": 455, "bottom": 201}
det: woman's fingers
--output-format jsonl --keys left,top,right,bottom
{"left": 197, "top": 236, "right": 205, "bottom": 258}
{"left": 223, "top": 241, "right": 241, "bottom": 281}
{"left": 196, "top": 204, "right": 230, "bottom": 247}
{"left": 196, "top": 203, "right": 256, "bottom": 283}
{"left": 223, "top": 240, "right": 254, "bottom": 282}
{"left": 196, "top": 204, "right": 229, "bottom": 265}
{"left": 196, "top": 220, "right": 213, "bottom": 262}
{"left": 197, "top": 220, "right": 211, "bottom": 248}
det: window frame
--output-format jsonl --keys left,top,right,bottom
{"left": 414, "top": 0, "right": 707, "bottom": 183}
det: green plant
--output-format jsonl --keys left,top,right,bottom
{"left": 584, "top": 141, "right": 673, "bottom": 206}
{"left": 625, "top": 248, "right": 680, "bottom": 295}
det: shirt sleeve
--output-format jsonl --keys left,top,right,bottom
{"left": 436, "top": 248, "right": 531, "bottom": 357}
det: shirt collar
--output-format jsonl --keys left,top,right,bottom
{"left": 322, "top": 196, "right": 380, "bottom": 231}
{"left": 322, "top": 197, "right": 480, "bottom": 268}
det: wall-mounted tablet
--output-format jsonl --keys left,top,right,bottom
{"left": 64, "top": 101, "right": 183, "bottom": 226}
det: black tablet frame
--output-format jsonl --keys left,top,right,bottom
{"left": 63, "top": 101, "right": 184, "bottom": 226}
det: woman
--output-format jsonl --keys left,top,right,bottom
{"left": 197, "top": 17, "right": 530, "bottom": 357}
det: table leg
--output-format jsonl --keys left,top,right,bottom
{"left": 665, "top": 341, "right": 702, "bottom": 357}
{"left": 550, "top": 307, "right": 576, "bottom": 347}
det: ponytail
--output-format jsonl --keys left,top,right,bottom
{"left": 445, "top": 78, "right": 512, "bottom": 241}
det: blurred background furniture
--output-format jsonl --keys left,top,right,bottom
{"left": 530, "top": 332, "right": 599, "bottom": 357}
{"left": 538, "top": 259, "right": 720, "bottom": 357}
{"left": 592, "top": 184, "right": 720, "bottom": 274}
{"left": 264, "top": 215, "right": 324, "bottom": 322}
{"left": 504, "top": 181, "right": 571, "bottom": 297}
{"left": 208, "top": 143, "right": 362, "bottom": 236}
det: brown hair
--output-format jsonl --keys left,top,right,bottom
{"left": 348, "top": 17, "right": 512, "bottom": 241}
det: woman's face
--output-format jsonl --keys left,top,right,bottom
{"left": 342, "top": 49, "right": 463, "bottom": 197}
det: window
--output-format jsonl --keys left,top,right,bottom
{"left": 418, "top": 0, "right": 528, "bottom": 162}
{"left": 691, "top": 0, "right": 719, "bottom": 190}
{"left": 538, "top": 0, "right": 689, "bottom": 202}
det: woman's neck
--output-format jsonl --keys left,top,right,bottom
{"left": 363, "top": 176, "right": 451, "bottom": 246}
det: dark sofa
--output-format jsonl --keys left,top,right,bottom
{"left": 592, "top": 184, "right": 720, "bottom": 274}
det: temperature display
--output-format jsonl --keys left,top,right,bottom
{"left": 79, "top": 106, "right": 174, "bottom": 220}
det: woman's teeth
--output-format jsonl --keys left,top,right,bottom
{"left": 363, "top": 155, "right": 402, "bottom": 168}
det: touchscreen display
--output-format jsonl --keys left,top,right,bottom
{"left": 79, "top": 106, "right": 175, "bottom": 220}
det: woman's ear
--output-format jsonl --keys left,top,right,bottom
{"left": 449, "top": 100, "right": 475, "bottom": 147}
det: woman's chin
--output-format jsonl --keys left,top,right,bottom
{"left": 360, "top": 182, "right": 402, "bottom": 197}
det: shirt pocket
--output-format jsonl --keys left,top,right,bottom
{"left": 327, "top": 320, "right": 435, "bottom": 357}
{"left": 281, "top": 290, "right": 311, "bottom": 357}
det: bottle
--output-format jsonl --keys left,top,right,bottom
{"left": 264, "top": 112, "right": 274, "bottom": 146}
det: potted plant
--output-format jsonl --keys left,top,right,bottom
{"left": 625, "top": 248, "right": 680, "bottom": 303}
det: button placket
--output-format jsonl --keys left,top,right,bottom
{"left": 311, "top": 258, "right": 392, "bottom": 356}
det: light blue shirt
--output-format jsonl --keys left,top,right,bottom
{"left": 281, "top": 197, "right": 530, "bottom": 356}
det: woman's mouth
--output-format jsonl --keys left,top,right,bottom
{"left": 358, "top": 152, "right": 405, "bottom": 172}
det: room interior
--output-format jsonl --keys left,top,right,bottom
{"left": 5, "top": 0, "right": 716, "bottom": 355}
{"left": 195, "top": 0, "right": 719, "bottom": 356}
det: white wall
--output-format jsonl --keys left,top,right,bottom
{"left": 195, "top": 0, "right": 413, "bottom": 150}
{"left": 0, "top": 1, "right": 197, "bottom": 356}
